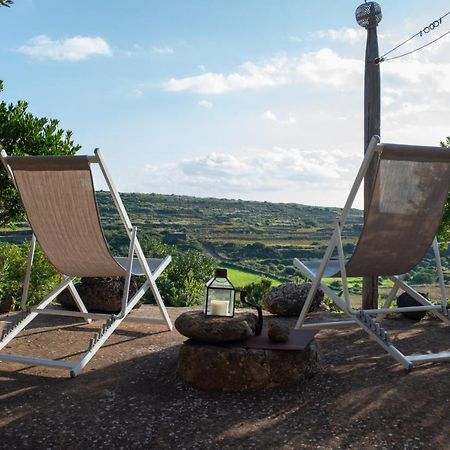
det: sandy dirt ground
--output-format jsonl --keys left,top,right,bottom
{"left": 1, "top": 305, "right": 450, "bottom": 450}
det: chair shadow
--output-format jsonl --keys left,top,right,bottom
{"left": 1, "top": 313, "right": 450, "bottom": 449}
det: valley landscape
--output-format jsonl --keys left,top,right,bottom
{"left": 2, "top": 192, "right": 447, "bottom": 303}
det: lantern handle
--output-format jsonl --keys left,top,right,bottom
{"left": 240, "top": 291, "right": 263, "bottom": 336}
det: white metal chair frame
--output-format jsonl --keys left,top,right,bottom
{"left": 0, "top": 148, "right": 173, "bottom": 377}
{"left": 294, "top": 136, "right": 450, "bottom": 370}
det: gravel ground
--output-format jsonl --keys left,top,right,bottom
{"left": 1, "top": 306, "right": 450, "bottom": 449}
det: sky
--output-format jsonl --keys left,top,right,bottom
{"left": 1, "top": 0, "right": 450, "bottom": 208}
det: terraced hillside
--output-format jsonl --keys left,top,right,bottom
{"left": 95, "top": 192, "right": 361, "bottom": 280}
{"left": 1, "top": 191, "right": 447, "bottom": 285}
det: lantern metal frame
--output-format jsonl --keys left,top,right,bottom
{"left": 204, "top": 269, "right": 236, "bottom": 317}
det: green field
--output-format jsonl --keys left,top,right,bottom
{"left": 221, "top": 266, "right": 281, "bottom": 288}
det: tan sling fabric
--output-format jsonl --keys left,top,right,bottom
{"left": 344, "top": 144, "right": 450, "bottom": 277}
{"left": 7, "top": 156, "right": 126, "bottom": 277}
{"left": 302, "top": 144, "right": 450, "bottom": 278}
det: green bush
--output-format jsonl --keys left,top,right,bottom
{"left": 241, "top": 278, "right": 273, "bottom": 307}
{"left": 323, "top": 296, "right": 342, "bottom": 313}
{"left": 409, "top": 270, "right": 435, "bottom": 285}
{"left": 0, "top": 242, "right": 59, "bottom": 309}
{"left": 329, "top": 280, "right": 342, "bottom": 291}
{"left": 140, "top": 237, "right": 216, "bottom": 307}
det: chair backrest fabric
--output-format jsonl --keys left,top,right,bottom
{"left": 6, "top": 156, "right": 126, "bottom": 277}
{"left": 344, "top": 144, "right": 450, "bottom": 277}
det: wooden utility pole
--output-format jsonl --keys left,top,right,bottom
{"left": 356, "top": 2, "right": 382, "bottom": 309}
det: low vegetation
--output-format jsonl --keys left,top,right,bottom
{"left": 0, "top": 242, "right": 59, "bottom": 307}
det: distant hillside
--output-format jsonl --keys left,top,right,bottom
{"left": 94, "top": 192, "right": 364, "bottom": 280}
{"left": 1, "top": 191, "right": 362, "bottom": 280}
{"left": 2, "top": 191, "right": 446, "bottom": 284}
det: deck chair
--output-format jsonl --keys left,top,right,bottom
{"left": 0, "top": 149, "right": 173, "bottom": 377}
{"left": 293, "top": 135, "right": 450, "bottom": 370}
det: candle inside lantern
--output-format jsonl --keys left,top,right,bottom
{"left": 210, "top": 299, "right": 229, "bottom": 316}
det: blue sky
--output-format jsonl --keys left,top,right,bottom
{"left": 1, "top": 0, "right": 450, "bottom": 207}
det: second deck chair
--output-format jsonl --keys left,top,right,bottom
{"left": 293, "top": 136, "right": 450, "bottom": 370}
{"left": 0, "top": 149, "right": 173, "bottom": 377}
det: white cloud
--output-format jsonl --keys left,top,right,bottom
{"left": 163, "top": 48, "right": 362, "bottom": 94}
{"left": 151, "top": 45, "right": 174, "bottom": 55}
{"left": 313, "top": 27, "right": 365, "bottom": 45}
{"left": 118, "top": 44, "right": 144, "bottom": 57}
{"left": 142, "top": 147, "right": 359, "bottom": 203}
{"left": 262, "top": 110, "right": 277, "bottom": 121}
{"left": 198, "top": 99, "right": 213, "bottom": 108}
{"left": 376, "top": 38, "right": 450, "bottom": 135}
{"left": 163, "top": 58, "right": 292, "bottom": 94}
{"left": 262, "top": 110, "right": 296, "bottom": 125}
{"left": 161, "top": 38, "right": 450, "bottom": 140}
{"left": 18, "top": 35, "right": 112, "bottom": 61}
{"left": 297, "top": 48, "right": 362, "bottom": 87}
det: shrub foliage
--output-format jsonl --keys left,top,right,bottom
{"left": 0, "top": 242, "right": 60, "bottom": 309}
{"left": 140, "top": 237, "right": 216, "bottom": 306}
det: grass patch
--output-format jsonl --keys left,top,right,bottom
{"left": 221, "top": 266, "right": 281, "bottom": 288}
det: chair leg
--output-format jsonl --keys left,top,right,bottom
{"left": 67, "top": 282, "right": 91, "bottom": 324}
{"left": 21, "top": 233, "right": 36, "bottom": 310}
{"left": 432, "top": 237, "right": 448, "bottom": 311}
{"left": 1, "top": 276, "right": 75, "bottom": 351}
{"left": 375, "top": 279, "right": 402, "bottom": 322}
{"left": 148, "top": 279, "right": 173, "bottom": 331}
{"left": 133, "top": 239, "right": 173, "bottom": 331}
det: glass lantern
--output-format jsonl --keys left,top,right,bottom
{"left": 204, "top": 268, "right": 235, "bottom": 317}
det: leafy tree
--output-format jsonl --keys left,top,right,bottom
{"left": 0, "top": 1, "right": 13, "bottom": 7}
{"left": 439, "top": 137, "right": 450, "bottom": 243}
{"left": 0, "top": 81, "right": 81, "bottom": 226}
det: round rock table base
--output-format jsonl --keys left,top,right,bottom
{"left": 177, "top": 340, "right": 320, "bottom": 392}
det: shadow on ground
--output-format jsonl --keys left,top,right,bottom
{"left": 1, "top": 307, "right": 450, "bottom": 449}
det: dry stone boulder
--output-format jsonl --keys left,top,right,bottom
{"left": 58, "top": 277, "right": 139, "bottom": 313}
{"left": 175, "top": 311, "right": 257, "bottom": 343}
{"left": 268, "top": 322, "right": 290, "bottom": 343}
{"left": 177, "top": 339, "right": 320, "bottom": 391}
{"left": 263, "top": 283, "right": 324, "bottom": 316}
{"left": 0, "top": 298, "right": 14, "bottom": 314}
{"left": 397, "top": 292, "right": 427, "bottom": 321}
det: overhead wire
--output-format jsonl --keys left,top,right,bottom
{"left": 381, "top": 29, "right": 450, "bottom": 62}
{"left": 375, "top": 10, "right": 450, "bottom": 63}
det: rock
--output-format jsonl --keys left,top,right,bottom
{"left": 263, "top": 283, "right": 324, "bottom": 316}
{"left": 174, "top": 310, "right": 257, "bottom": 343}
{"left": 0, "top": 298, "right": 14, "bottom": 315}
{"left": 397, "top": 292, "right": 428, "bottom": 321}
{"left": 267, "top": 322, "right": 290, "bottom": 342}
{"left": 57, "top": 277, "right": 139, "bottom": 313}
{"left": 268, "top": 322, "right": 290, "bottom": 343}
{"left": 177, "top": 339, "right": 320, "bottom": 391}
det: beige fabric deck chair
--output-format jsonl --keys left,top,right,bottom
{"left": 294, "top": 136, "right": 450, "bottom": 370}
{"left": 0, "top": 149, "right": 172, "bottom": 377}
